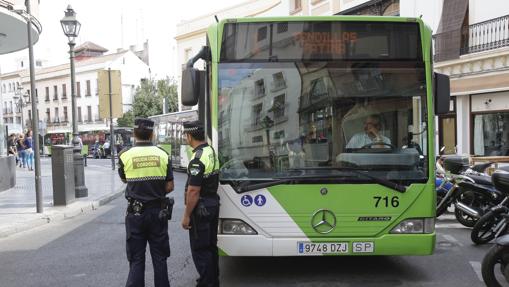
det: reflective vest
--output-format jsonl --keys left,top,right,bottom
{"left": 120, "top": 146, "right": 169, "bottom": 182}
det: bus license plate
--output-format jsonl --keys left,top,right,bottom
{"left": 297, "top": 242, "right": 348, "bottom": 255}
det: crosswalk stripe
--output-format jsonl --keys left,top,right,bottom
{"left": 469, "top": 261, "right": 483, "bottom": 282}
{"left": 443, "top": 234, "right": 464, "bottom": 246}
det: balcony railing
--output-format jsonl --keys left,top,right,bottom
{"left": 434, "top": 14, "right": 509, "bottom": 61}
{"left": 465, "top": 15, "right": 509, "bottom": 54}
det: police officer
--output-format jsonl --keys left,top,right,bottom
{"left": 181, "top": 121, "right": 220, "bottom": 287}
{"left": 118, "top": 118, "right": 174, "bottom": 287}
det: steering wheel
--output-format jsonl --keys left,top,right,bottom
{"left": 360, "top": 142, "right": 396, "bottom": 150}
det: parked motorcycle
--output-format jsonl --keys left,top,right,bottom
{"left": 471, "top": 170, "right": 509, "bottom": 244}
{"left": 455, "top": 174, "right": 500, "bottom": 227}
{"left": 436, "top": 155, "right": 495, "bottom": 227}
{"left": 481, "top": 233, "right": 509, "bottom": 286}
{"left": 93, "top": 145, "right": 105, "bottom": 159}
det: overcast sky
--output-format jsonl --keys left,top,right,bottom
{"left": 0, "top": 0, "right": 240, "bottom": 78}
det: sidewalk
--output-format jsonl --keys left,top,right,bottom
{"left": 0, "top": 158, "right": 126, "bottom": 238}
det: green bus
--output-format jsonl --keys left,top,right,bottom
{"left": 44, "top": 127, "right": 133, "bottom": 157}
{"left": 181, "top": 16, "right": 450, "bottom": 256}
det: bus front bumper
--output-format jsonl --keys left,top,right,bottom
{"left": 218, "top": 233, "right": 436, "bottom": 256}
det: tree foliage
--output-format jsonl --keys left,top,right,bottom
{"left": 117, "top": 110, "right": 134, "bottom": 127}
{"left": 157, "top": 78, "right": 179, "bottom": 113}
{"left": 123, "top": 77, "right": 179, "bottom": 124}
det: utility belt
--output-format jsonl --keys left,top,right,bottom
{"left": 202, "top": 170, "right": 219, "bottom": 179}
{"left": 127, "top": 197, "right": 174, "bottom": 220}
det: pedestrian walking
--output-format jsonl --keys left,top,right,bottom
{"left": 17, "top": 134, "right": 26, "bottom": 168}
{"left": 118, "top": 118, "right": 174, "bottom": 287}
{"left": 24, "top": 130, "right": 34, "bottom": 171}
{"left": 181, "top": 121, "right": 220, "bottom": 287}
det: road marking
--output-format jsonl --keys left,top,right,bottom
{"left": 469, "top": 261, "right": 483, "bottom": 282}
{"left": 443, "top": 234, "right": 464, "bottom": 246}
{"left": 438, "top": 214, "right": 457, "bottom": 221}
{"left": 435, "top": 222, "right": 470, "bottom": 229}
{"left": 73, "top": 273, "right": 86, "bottom": 277}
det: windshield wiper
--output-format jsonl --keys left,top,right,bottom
{"left": 225, "top": 168, "right": 408, "bottom": 194}
{"left": 286, "top": 167, "right": 408, "bottom": 193}
{"left": 231, "top": 179, "right": 295, "bottom": 193}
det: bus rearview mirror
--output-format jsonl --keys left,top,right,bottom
{"left": 434, "top": 73, "right": 450, "bottom": 115}
{"left": 181, "top": 67, "right": 200, "bottom": 106}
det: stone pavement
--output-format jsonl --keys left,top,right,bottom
{"left": 0, "top": 158, "right": 126, "bottom": 238}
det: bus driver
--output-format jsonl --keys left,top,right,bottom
{"left": 346, "top": 115, "right": 391, "bottom": 149}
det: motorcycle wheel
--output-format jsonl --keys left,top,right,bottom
{"left": 436, "top": 193, "right": 448, "bottom": 217}
{"left": 455, "top": 190, "right": 483, "bottom": 228}
{"left": 482, "top": 244, "right": 509, "bottom": 287}
{"left": 472, "top": 210, "right": 506, "bottom": 245}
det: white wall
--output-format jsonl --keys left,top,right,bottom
{"left": 456, "top": 95, "right": 470, "bottom": 155}
{"left": 469, "top": 0, "right": 509, "bottom": 24}
{"left": 400, "top": 0, "right": 443, "bottom": 32}
{"left": 339, "top": 0, "right": 371, "bottom": 11}
{"left": 110, "top": 52, "right": 151, "bottom": 111}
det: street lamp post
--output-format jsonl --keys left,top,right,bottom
{"left": 13, "top": 86, "right": 28, "bottom": 133}
{"left": 61, "top": 5, "right": 87, "bottom": 198}
{"left": 24, "top": 0, "right": 43, "bottom": 213}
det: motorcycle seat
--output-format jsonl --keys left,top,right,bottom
{"left": 496, "top": 234, "right": 509, "bottom": 246}
{"left": 458, "top": 181, "right": 495, "bottom": 194}
{"left": 492, "top": 172, "right": 509, "bottom": 194}
{"left": 471, "top": 162, "right": 493, "bottom": 173}
{"left": 468, "top": 174, "right": 493, "bottom": 186}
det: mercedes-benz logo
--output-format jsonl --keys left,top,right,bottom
{"left": 311, "top": 209, "right": 337, "bottom": 234}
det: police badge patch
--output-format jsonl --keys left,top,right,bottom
{"left": 190, "top": 167, "right": 201, "bottom": 176}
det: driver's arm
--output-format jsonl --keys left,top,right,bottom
{"left": 345, "top": 133, "right": 360, "bottom": 149}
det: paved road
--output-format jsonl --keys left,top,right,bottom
{"left": 0, "top": 170, "right": 494, "bottom": 286}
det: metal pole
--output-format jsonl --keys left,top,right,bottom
{"left": 108, "top": 68, "right": 115, "bottom": 170}
{"left": 26, "top": 0, "right": 43, "bottom": 213}
{"left": 69, "top": 38, "right": 88, "bottom": 197}
{"left": 20, "top": 100, "right": 24, "bottom": 132}
{"left": 0, "top": 66, "right": 4, "bottom": 156}
{"left": 4, "top": 126, "right": 8, "bottom": 154}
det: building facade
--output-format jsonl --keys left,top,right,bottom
{"left": 432, "top": 0, "right": 509, "bottom": 157}
{"left": 0, "top": 43, "right": 150, "bottom": 140}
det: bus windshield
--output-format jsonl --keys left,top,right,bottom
{"left": 217, "top": 21, "right": 428, "bottom": 184}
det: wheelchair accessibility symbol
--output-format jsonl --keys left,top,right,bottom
{"left": 241, "top": 195, "right": 253, "bottom": 207}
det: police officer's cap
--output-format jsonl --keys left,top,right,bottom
{"left": 183, "top": 120, "right": 204, "bottom": 134}
{"left": 134, "top": 118, "right": 154, "bottom": 131}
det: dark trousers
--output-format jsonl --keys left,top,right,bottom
{"left": 126, "top": 208, "right": 170, "bottom": 287}
{"left": 190, "top": 204, "right": 220, "bottom": 287}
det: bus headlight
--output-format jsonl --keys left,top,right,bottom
{"left": 390, "top": 218, "right": 435, "bottom": 234}
{"left": 219, "top": 219, "right": 257, "bottom": 235}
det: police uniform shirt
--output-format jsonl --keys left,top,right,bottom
{"left": 186, "top": 143, "right": 219, "bottom": 197}
{"left": 118, "top": 141, "right": 173, "bottom": 202}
